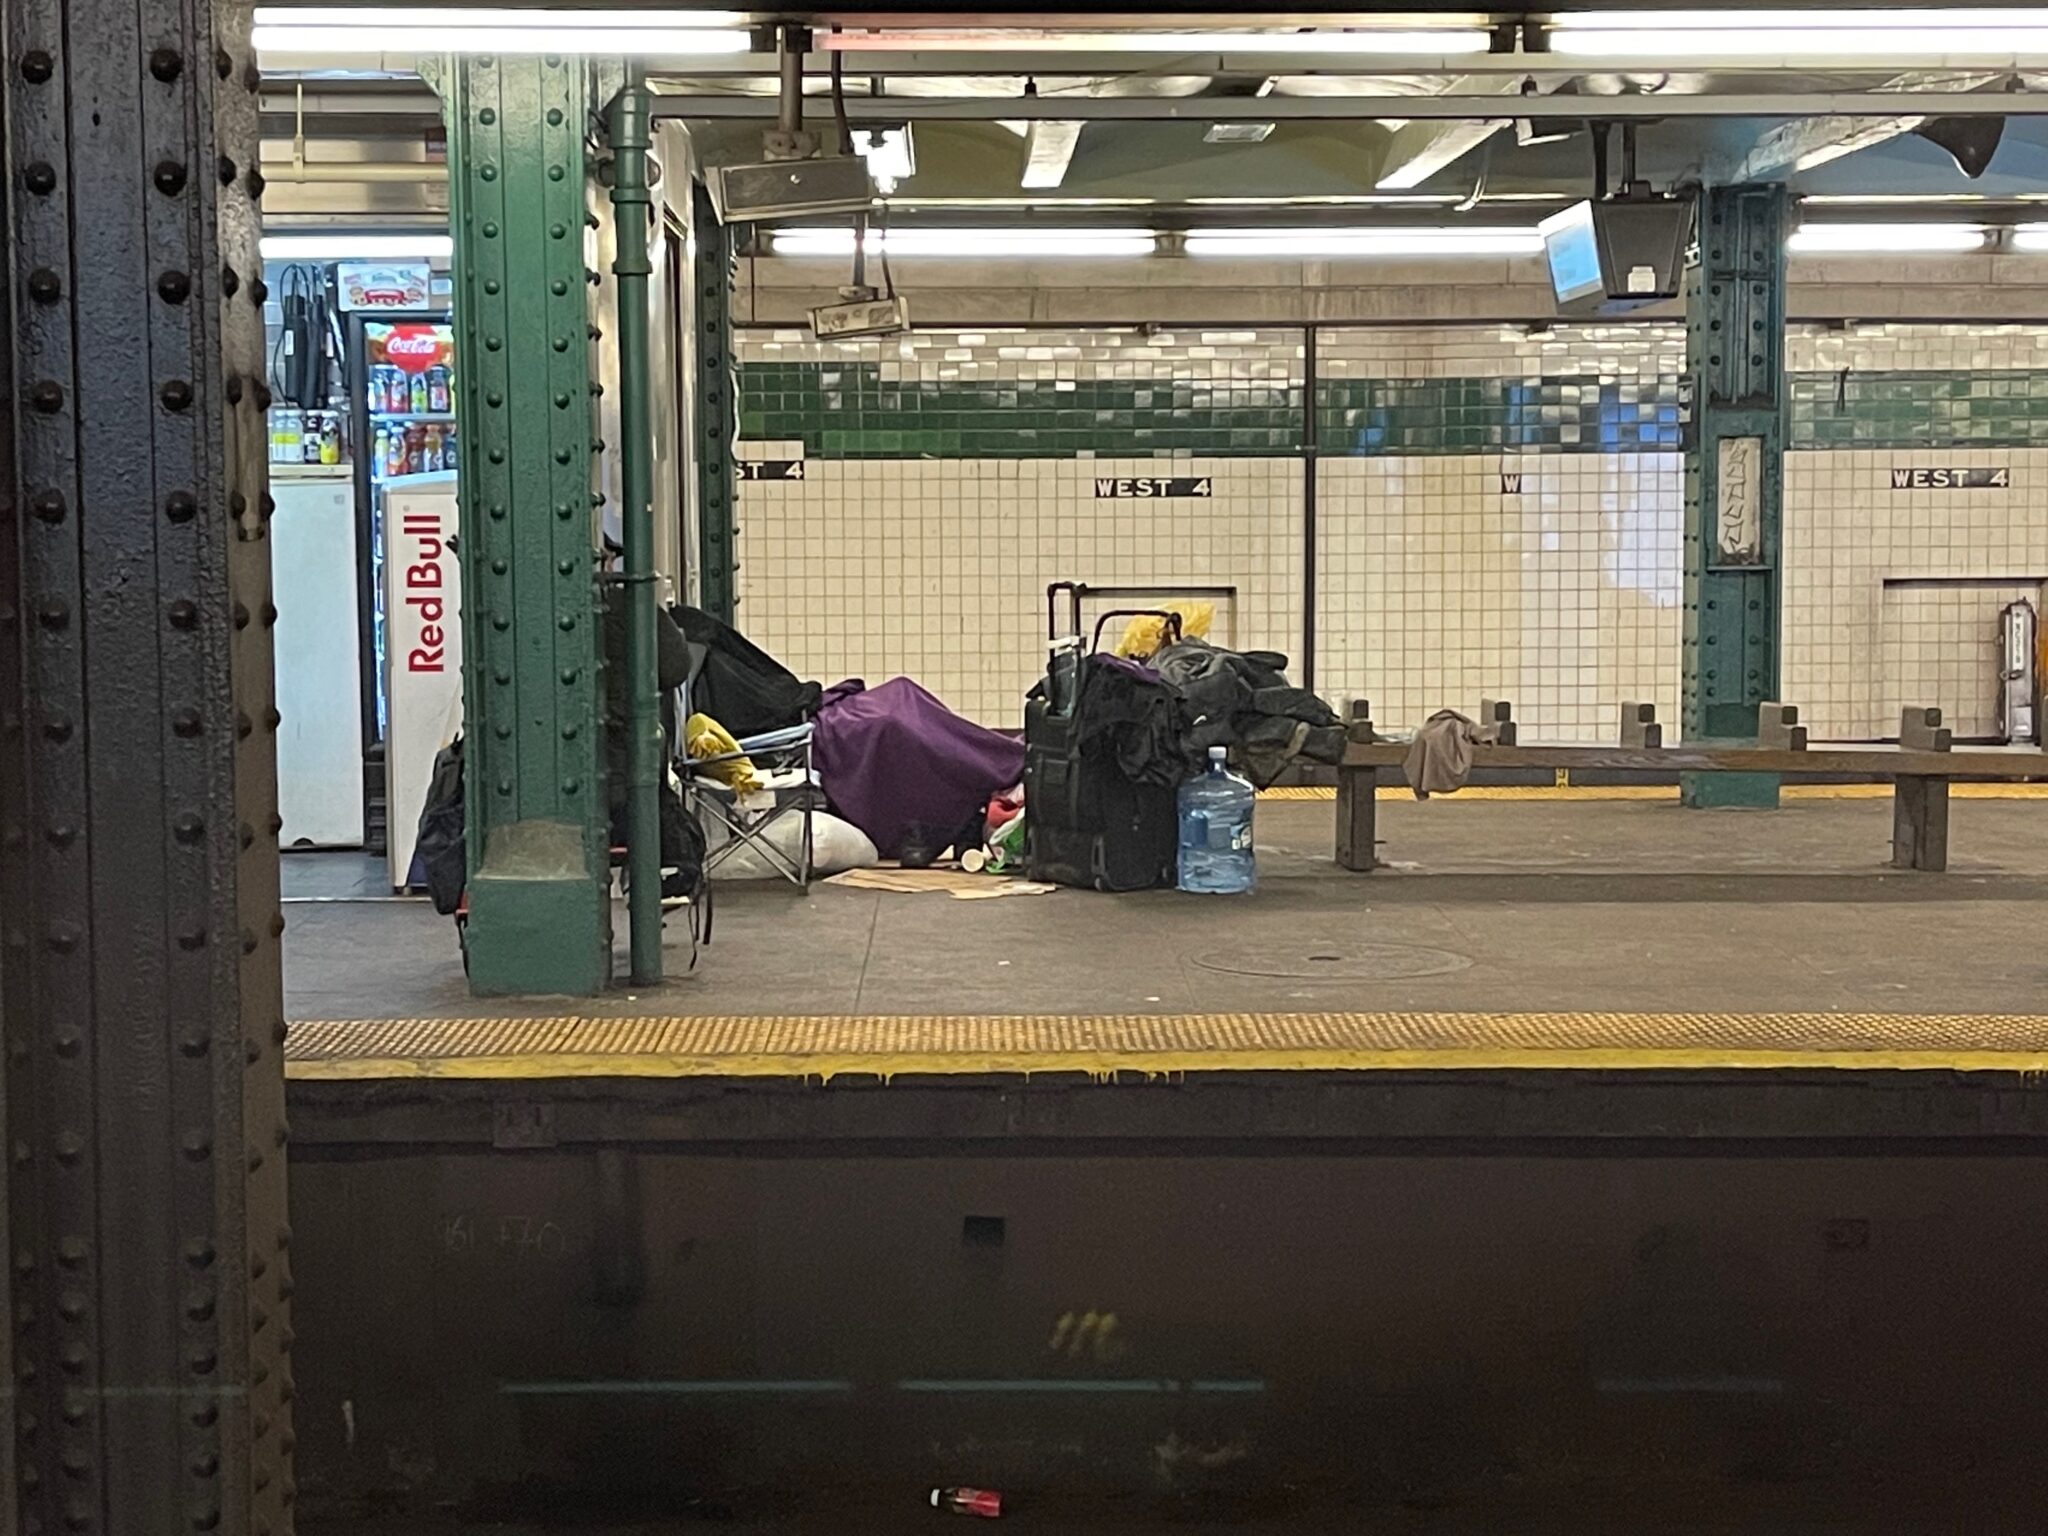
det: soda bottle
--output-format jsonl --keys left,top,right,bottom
{"left": 930, "top": 1487, "right": 1001, "bottom": 1519}
{"left": 372, "top": 425, "right": 389, "bottom": 478}
{"left": 427, "top": 364, "right": 451, "bottom": 414}
{"left": 319, "top": 412, "right": 342, "bottom": 466}
{"left": 422, "top": 425, "right": 443, "bottom": 473}
{"left": 301, "top": 411, "right": 322, "bottom": 464}
{"left": 443, "top": 425, "right": 458, "bottom": 470}
{"left": 409, "top": 369, "right": 429, "bottom": 414}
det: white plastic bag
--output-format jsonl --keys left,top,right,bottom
{"left": 705, "top": 809, "right": 878, "bottom": 880}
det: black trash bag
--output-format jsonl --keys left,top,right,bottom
{"left": 415, "top": 735, "right": 467, "bottom": 915}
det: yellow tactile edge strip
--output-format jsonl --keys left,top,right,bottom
{"left": 1259, "top": 784, "right": 2048, "bottom": 802}
{"left": 282, "top": 1011, "right": 2048, "bottom": 1080}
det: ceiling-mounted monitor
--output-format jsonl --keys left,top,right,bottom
{"left": 1539, "top": 191, "right": 1696, "bottom": 316}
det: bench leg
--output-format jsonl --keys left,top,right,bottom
{"left": 1892, "top": 776, "right": 1951, "bottom": 872}
{"left": 1336, "top": 767, "right": 1379, "bottom": 872}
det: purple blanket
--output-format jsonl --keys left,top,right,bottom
{"left": 812, "top": 678, "right": 1025, "bottom": 858}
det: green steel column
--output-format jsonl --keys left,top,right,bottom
{"left": 438, "top": 53, "right": 611, "bottom": 994}
{"left": 1682, "top": 184, "right": 1787, "bottom": 809}
{"left": 692, "top": 182, "right": 739, "bottom": 623}
{"left": 608, "top": 70, "right": 663, "bottom": 986}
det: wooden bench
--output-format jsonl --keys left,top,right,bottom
{"left": 1335, "top": 702, "right": 2048, "bottom": 874}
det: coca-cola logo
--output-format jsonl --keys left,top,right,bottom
{"left": 385, "top": 328, "right": 441, "bottom": 372}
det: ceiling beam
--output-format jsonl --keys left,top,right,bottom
{"left": 1021, "top": 120, "right": 1085, "bottom": 187}
{"left": 655, "top": 90, "right": 2048, "bottom": 121}
{"left": 1719, "top": 73, "right": 2006, "bottom": 180}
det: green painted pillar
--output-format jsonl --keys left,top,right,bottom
{"left": 437, "top": 53, "right": 611, "bottom": 993}
{"left": 1682, "top": 184, "right": 1787, "bottom": 809}
{"left": 692, "top": 182, "right": 740, "bottom": 623}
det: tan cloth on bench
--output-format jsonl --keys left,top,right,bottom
{"left": 1403, "top": 709, "right": 1481, "bottom": 799}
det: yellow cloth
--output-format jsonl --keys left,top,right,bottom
{"left": 1115, "top": 601, "right": 1213, "bottom": 659}
{"left": 685, "top": 712, "right": 761, "bottom": 792}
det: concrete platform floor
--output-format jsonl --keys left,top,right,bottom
{"left": 283, "top": 797, "right": 2048, "bottom": 1025}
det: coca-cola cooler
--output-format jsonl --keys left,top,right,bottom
{"left": 345, "top": 311, "right": 458, "bottom": 853}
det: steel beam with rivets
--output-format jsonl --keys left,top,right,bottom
{"left": 1682, "top": 184, "right": 1787, "bottom": 807}
{"left": 691, "top": 182, "right": 739, "bottom": 625}
{"left": 0, "top": 0, "right": 295, "bottom": 1527}
{"left": 429, "top": 53, "right": 611, "bottom": 996}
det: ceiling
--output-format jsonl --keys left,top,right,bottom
{"left": 258, "top": 9, "right": 2048, "bottom": 220}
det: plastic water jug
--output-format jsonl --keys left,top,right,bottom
{"left": 1177, "top": 746, "right": 1256, "bottom": 894}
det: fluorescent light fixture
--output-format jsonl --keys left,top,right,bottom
{"left": 1185, "top": 227, "right": 1543, "bottom": 257}
{"left": 1787, "top": 222, "right": 1987, "bottom": 253}
{"left": 261, "top": 233, "right": 453, "bottom": 259}
{"left": 2011, "top": 224, "right": 2048, "bottom": 251}
{"left": 827, "top": 28, "right": 1489, "bottom": 55}
{"left": 769, "top": 227, "right": 1158, "bottom": 258}
{"left": 1550, "top": 8, "right": 2048, "bottom": 56}
{"left": 851, "top": 127, "right": 914, "bottom": 195}
{"left": 251, "top": 7, "right": 749, "bottom": 54}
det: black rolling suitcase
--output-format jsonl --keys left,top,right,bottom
{"left": 1024, "top": 583, "right": 1184, "bottom": 892}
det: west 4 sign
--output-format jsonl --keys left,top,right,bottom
{"left": 1890, "top": 467, "right": 2011, "bottom": 489}
{"left": 1094, "top": 476, "right": 1213, "bottom": 498}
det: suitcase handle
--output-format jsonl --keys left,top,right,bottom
{"left": 1046, "top": 580, "right": 1086, "bottom": 641}
{"left": 1090, "top": 609, "right": 1184, "bottom": 655}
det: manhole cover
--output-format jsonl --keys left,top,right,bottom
{"left": 1189, "top": 943, "right": 1473, "bottom": 981}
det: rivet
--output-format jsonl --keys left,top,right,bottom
{"left": 225, "top": 376, "right": 242, "bottom": 405}
{"left": 161, "top": 378, "right": 194, "bottom": 411}
{"left": 229, "top": 491, "right": 247, "bottom": 516}
{"left": 153, "top": 159, "right": 188, "bottom": 195}
{"left": 487, "top": 448, "right": 504, "bottom": 465}
{"left": 561, "top": 723, "right": 579, "bottom": 740}
{"left": 484, "top": 278, "right": 500, "bottom": 295}
{"left": 172, "top": 707, "right": 202, "bottom": 737}
{"left": 52, "top": 1033, "right": 81, "bottom": 1057}
{"left": 557, "top": 557, "right": 574, "bottom": 574}
{"left": 182, "top": 1034, "right": 210, "bottom": 1058}
{"left": 260, "top": 601, "right": 277, "bottom": 628}
{"left": 157, "top": 269, "right": 191, "bottom": 303}
{"left": 554, "top": 448, "right": 571, "bottom": 464}
{"left": 43, "top": 715, "right": 72, "bottom": 743}
{"left": 479, "top": 107, "right": 496, "bottom": 124}
{"left": 214, "top": 46, "right": 232, "bottom": 78}
{"left": 60, "top": 1343, "right": 86, "bottom": 1375}
{"left": 492, "top": 615, "right": 510, "bottom": 631}
{"left": 497, "top": 777, "right": 513, "bottom": 796}
{"left": 32, "top": 490, "right": 65, "bottom": 522}
{"left": 267, "top": 811, "right": 283, "bottom": 835}
{"left": 53, "top": 1133, "right": 80, "bottom": 1165}
{"left": 172, "top": 812, "right": 204, "bottom": 843}
{"left": 496, "top": 723, "right": 513, "bottom": 739}
{"left": 493, "top": 669, "right": 512, "bottom": 686}
{"left": 239, "top": 928, "right": 256, "bottom": 955}
{"left": 251, "top": 276, "right": 269, "bottom": 303}
{"left": 235, "top": 711, "right": 252, "bottom": 739}
{"left": 177, "top": 926, "right": 206, "bottom": 951}
{"left": 221, "top": 264, "right": 239, "bottom": 296}
{"left": 21, "top": 49, "right": 54, "bottom": 83}
{"left": 264, "top": 706, "right": 281, "bottom": 731}
{"left": 150, "top": 46, "right": 183, "bottom": 82}
{"left": 546, "top": 107, "right": 564, "bottom": 126}
{"left": 30, "top": 380, "right": 63, "bottom": 413}
{"left": 554, "top": 390, "right": 570, "bottom": 407}
{"left": 23, "top": 161, "right": 57, "bottom": 195}
{"left": 488, "top": 502, "right": 506, "bottom": 520}
{"left": 482, "top": 220, "right": 499, "bottom": 238}
{"left": 184, "top": 1240, "right": 216, "bottom": 1269}
{"left": 557, "top": 613, "right": 576, "bottom": 631}
{"left": 485, "top": 335, "right": 502, "bottom": 351}
{"left": 28, "top": 268, "right": 61, "bottom": 303}
{"left": 37, "top": 599, "right": 67, "bottom": 630}
{"left": 239, "top": 822, "right": 255, "bottom": 849}
{"left": 560, "top": 667, "right": 578, "bottom": 685}
{"left": 553, "top": 336, "right": 569, "bottom": 353}
{"left": 480, "top": 164, "right": 498, "bottom": 182}
{"left": 180, "top": 1132, "right": 211, "bottom": 1162}
{"left": 556, "top": 502, "right": 574, "bottom": 520}
{"left": 55, "top": 1291, "right": 84, "bottom": 1321}
{"left": 490, "top": 557, "right": 507, "bottom": 575}
{"left": 45, "top": 922, "right": 79, "bottom": 954}
{"left": 550, "top": 222, "right": 567, "bottom": 240}
{"left": 165, "top": 491, "right": 197, "bottom": 522}
{"left": 548, "top": 164, "right": 565, "bottom": 181}
{"left": 245, "top": 167, "right": 265, "bottom": 198}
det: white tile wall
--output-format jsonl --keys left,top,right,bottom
{"left": 1316, "top": 454, "right": 1682, "bottom": 743}
{"left": 1784, "top": 449, "right": 2048, "bottom": 738}
{"left": 1880, "top": 582, "right": 2043, "bottom": 740}
{"left": 736, "top": 456, "right": 1304, "bottom": 727}
{"left": 735, "top": 321, "right": 2048, "bottom": 744}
